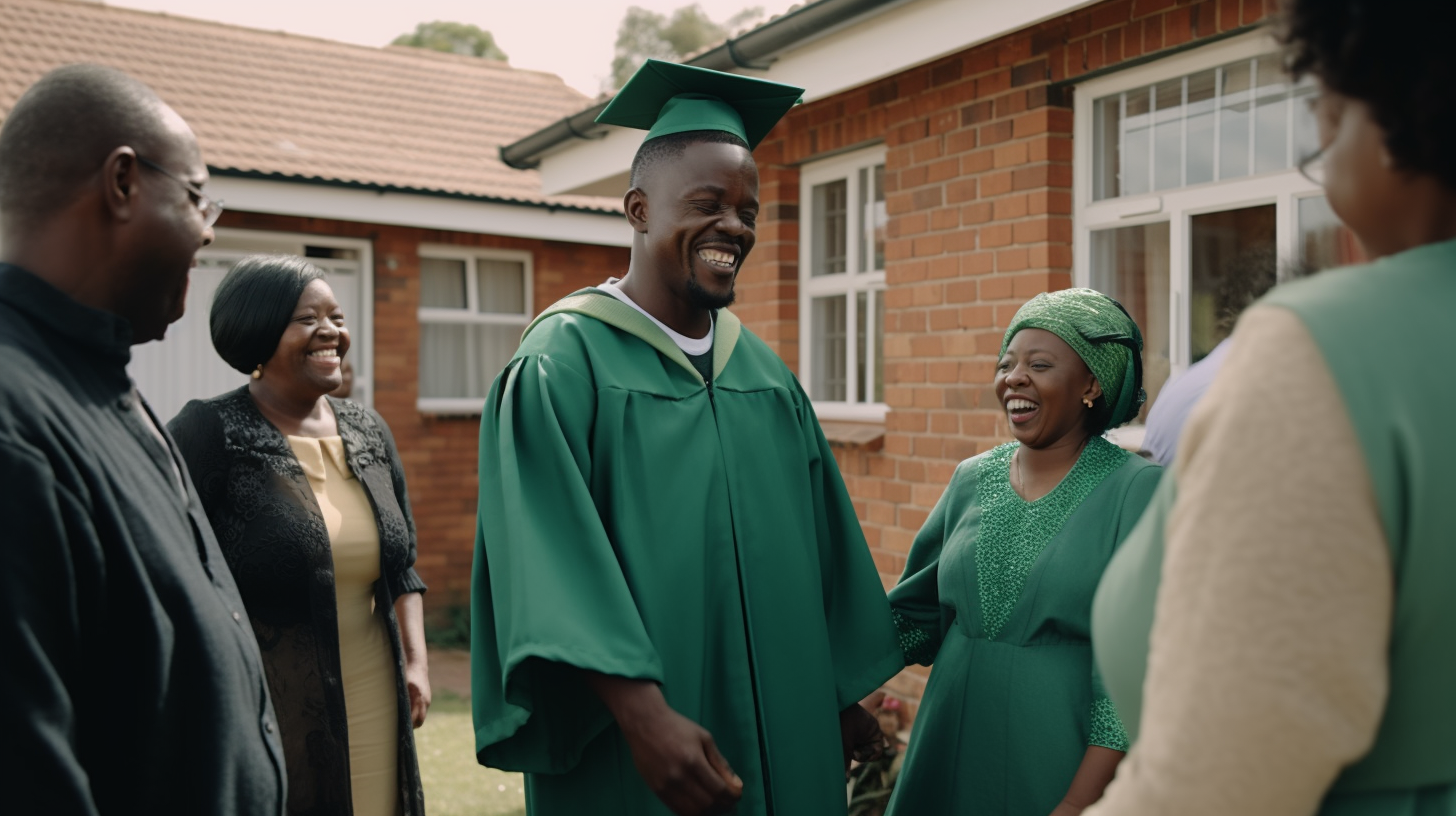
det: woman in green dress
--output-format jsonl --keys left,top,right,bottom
{"left": 887, "top": 288, "right": 1161, "bottom": 816}
{"left": 1087, "top": 2, "right": 1456, "bottom": 814}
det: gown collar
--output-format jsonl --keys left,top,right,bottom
{"left": 524, "top": 288, "right": 742, "bottom": 382}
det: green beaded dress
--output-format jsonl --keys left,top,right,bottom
{"left": 886, "top": 436, "right": 1160, "bottom": 815}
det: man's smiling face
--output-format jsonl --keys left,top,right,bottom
{"left": 640, "top": 139, "right": 759, "bottom": 310}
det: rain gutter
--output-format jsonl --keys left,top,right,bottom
{"left": 499, "top": 0, "right": 905, "bottom": 169}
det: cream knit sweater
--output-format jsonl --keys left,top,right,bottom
{"left": 1085, "top": 306, "right": 1394, "bottom": 816}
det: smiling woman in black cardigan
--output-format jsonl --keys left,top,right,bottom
{"left": 169, "top": 255, "right": 429, "bottom": 816}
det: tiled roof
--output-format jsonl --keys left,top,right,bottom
{"left": 0, "top": 0, "right": 620, "bottom": 212}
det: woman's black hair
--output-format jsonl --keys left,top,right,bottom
{"left": 1279, "top": 0, "right": 1456, "bottom": 190}
{"left": 210, "top": 255, "right": 325, "bottom": 375}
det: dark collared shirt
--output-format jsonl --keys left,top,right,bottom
{"left": 0, "top": 264, "right": 286, "bottom": 815}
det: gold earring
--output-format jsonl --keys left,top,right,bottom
{"left": 1083, "top": 397, "right": 1094, "bottom": 408}
{"left": 252, "top": 364, "right": 263, "bottom": 380}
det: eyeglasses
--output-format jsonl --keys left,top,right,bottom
{"left": 1297, "top": 91, "right": 1342, "bottom": 188}
{"left": 137, "top": 155, "right": 225, "bottom": 227}
{"left": 1297, "top": 147, "right": 1326, "bottom": 187}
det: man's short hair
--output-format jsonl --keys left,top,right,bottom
{"left": 0, "top": 64, "right": 169, "bottom": 224}
{"left": 1280, "top": 0, "right": 1456, "bottom": 189}
{"left": 210, "top": 255, "right": 325, "bottom": 376}
{"left": 629, "top": 130, "right": 750, "bottom": 189}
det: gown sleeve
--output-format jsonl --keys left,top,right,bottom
{"left": 795, "top": 382, "right": 906, "bottom": 709}
{"left": 886, "top": 462, "right": 968, "bottom": 667}
{"left": 471, "top": 353, "right": 665, "bottom": 774}
{"left": 1088, "top": 464, "right": 1162, "bottom": 751}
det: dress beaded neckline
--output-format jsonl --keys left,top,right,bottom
{"left": 973, "top": 436, "right": 1130, "bottom": 639}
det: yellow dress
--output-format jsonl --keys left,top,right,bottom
{"left": 288, "top": 435, "right": 399, "bottom": 816}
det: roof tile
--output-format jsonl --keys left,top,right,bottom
{"left": 0, "top": 0, "right": 620, "bottom": 212}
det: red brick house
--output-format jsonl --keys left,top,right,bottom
{"left": 0, "top": 0, "right": 629, "bottom": 605}
{"left": 505, "top": 0, "right": 1361, "bottom": 712}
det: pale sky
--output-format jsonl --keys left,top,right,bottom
{"left": 103, "top": 0, "right": 804, "bottom": 97}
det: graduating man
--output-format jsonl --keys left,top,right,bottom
{"left": 0, "top": 66, "right": 285, "bottom": 814}
{"left": 471, "top": 60, "right": 902, "bottom": 816}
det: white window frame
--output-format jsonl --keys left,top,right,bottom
{"left": 211, "top": 229, "right": 375, "bottom": 406}
{"left": 416, "top": 244, "right": 533, "bottom": 414}
{"left": 798, "top": 144, "right": 889, "bottom": 423}
{"left": 1073, "top": 31, "right": 1326, "bottom": 383}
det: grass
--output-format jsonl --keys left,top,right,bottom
{"left": 416, "top": 690, "right": 526, "bottom": 816}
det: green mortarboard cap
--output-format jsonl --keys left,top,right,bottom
{"left": 595, "top": 59, "right": 804, "bottom": 151}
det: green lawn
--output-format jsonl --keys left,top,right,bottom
{"left": 416, "top": 691, "right": 525, "bottom": 816}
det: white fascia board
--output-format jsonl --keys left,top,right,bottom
{"left": 537, "top": 127, "right": 641, "bottom": 200}
{"left": 207, "top": 176, "right": 631, "bottom": 248}
{"left": 774, "top": 0, "right": 1097, "bottom": 102}
{"left": 535, "top": 0, "right": 1094, "bottom": 197}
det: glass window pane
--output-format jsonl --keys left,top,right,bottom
{"left": 860, "top": 164, "right": 887, "bottom": 272}
{"left": 477, "top": 259, "right": 526, "bottom": 314}
{"left": 1189, "top": 205, "right": 1276, "bottom": 362}
{"left": 873, "top": 291, "right": 885, "bottom": 404}
{"left": 1292, "top": 81, "right": 1320, "bottom": 169}
{"left": 857, "top": 168, "right": 867, "bottom": 274}
{"left": 1252, "top": 54, "right": 1288, "bottom": 174}
{"left": 812, "top": 180, "right": 847, "bottom": 277}
{"left": 1298, "top": 196, "right": 1365, "bottom": 273}
{"left": 810, "top": 295, "right": 847, "bottom": 401}
{"left": 856, "top": 291, "right": 868, "bottom": 402}
{"left": 419, "top": 323, "right": 469, "bottom": 398}
{"left": 1218, "top": 60, "right": 1252, "bottom": 180}
{"left": 474, "top": 323, "right": 525, "bottom": 384}
{"left": 1185, "top": 69, "right": 1217, "bottom": 185}
{"left": 1153, "top": 78, "right": 1184, "bottom": 191}
{"left": 1093, "top": 95, "right": 1122, "bottom": 200}
{"left": 1096, "top": 54, "right": 1312, "bottom": 198}
{"left": 1090, "top": 222, "right": 1171, "bottom": 420}
{"left": 1122, "top": 90, "right": 1152, "bottom": 196}
{"left": 420, "top": 258, "right": 467, "bottom": 309}
{"left": 419, "top": 322, "right": 524, "bottom": 399}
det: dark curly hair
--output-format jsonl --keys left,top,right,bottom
{"left": 1278, "top": 0, "right": 1456, "bottom": 190}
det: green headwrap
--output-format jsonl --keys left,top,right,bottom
{"left": 1000, "top": 288, "right": 1146, "bottom": 432}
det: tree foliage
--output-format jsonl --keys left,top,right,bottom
{"left": 610, "top": 4, "right": 764, "bottom": 90}
{"left": 392, "top": 21, "right": 509, "bottom": 61}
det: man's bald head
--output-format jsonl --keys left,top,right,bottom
{"left": 0, "top": 64, "right": 175, "bottom": 227}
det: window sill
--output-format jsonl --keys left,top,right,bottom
{"left": 417, "top": 398, "right": 484, "bottom": 417}
{"left": 811, "top": 401, "right": 888, "bottom": 423}
{"left": 819, "top": 420, "right": 886, "bottom": 451}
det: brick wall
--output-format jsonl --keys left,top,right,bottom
{"left": 217, "top": 209, "right": 630, "bottom": 612}
{"left": 745, "top": 0, "right": 1278, "bottom": 714}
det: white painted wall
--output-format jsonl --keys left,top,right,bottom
{"left": 535, "top": 0, "right": 1095, "bottom": 196}
{"left": 207, "top": 177, "right": 631, "bottom": 248}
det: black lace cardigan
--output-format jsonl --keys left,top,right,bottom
{"left": 168, "top": 387, "right": 427, "bottom": 816}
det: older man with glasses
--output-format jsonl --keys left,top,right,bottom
{"left": 0, "top": 65, "right": 284, "bottom": 816}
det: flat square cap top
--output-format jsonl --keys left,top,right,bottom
{"left": 595, "top": 59, "right": 803, "bottom": 151}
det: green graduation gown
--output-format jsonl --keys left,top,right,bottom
{"left": 887, "top": 438, "right": 1160, "bottom": 815}
{"left": 470, "top": 290, "right": 902, "bottom": 816}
